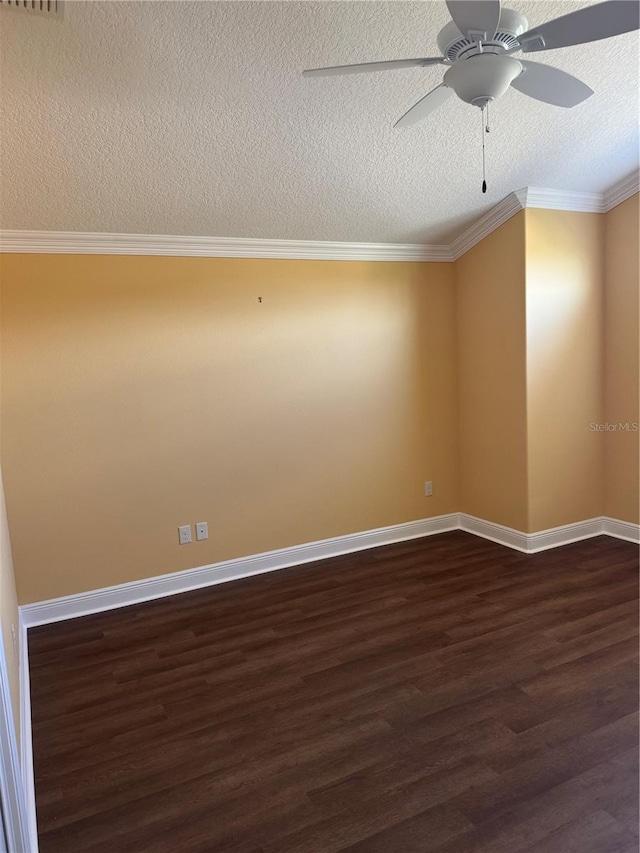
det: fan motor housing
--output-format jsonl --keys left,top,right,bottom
{"left": 437, "top": 7, "right": 529, "bottom": 61}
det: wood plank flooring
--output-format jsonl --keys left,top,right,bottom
{"left": 28, "top": 532, "right": 639, "bottom": 853}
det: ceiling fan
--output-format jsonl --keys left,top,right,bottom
{"left": 302, "top": 1, "right": 640, "bottom": 126}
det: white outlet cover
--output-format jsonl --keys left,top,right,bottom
{"left": 178, "top": 524, "right": 192, "bottom": 544}
{"left": 196, "top": 522, "right": 208, "bottom": 541}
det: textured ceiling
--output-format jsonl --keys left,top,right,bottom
{"left": 0, "top": 1, "right": 638, "bottom": 244}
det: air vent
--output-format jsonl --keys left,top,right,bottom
{"left": 446, "top": 37, "right": 473, "bottom": 61}
{"left": 0, "top": 0, "right": 62, "bottom": 17}
{"left": 446, "top": 31, "right": 520, "bottom": 61}
{"left": 493, "top": 31, "right": 520, "bottom": 50}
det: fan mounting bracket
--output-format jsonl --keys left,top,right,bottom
{"left": 519, "top": 34, "right": 546, "bottom": 51}
{"left": 467, "top": 28, "right": 490, "bottom": 43}
{"left": 437, "top": 8, "right": 529, "bottom": 62}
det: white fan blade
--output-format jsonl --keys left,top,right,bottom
{"left": 445, "top": 1, "right": 501, "bottom": 41}
{"left": 511, "top": 60, "right": 594, "bottom": 107}
{"left": 302, "top": 58, "right": 444, "bottom": 77}
{"left": 394, "top": 84, "right": 452, "bottom": 127}
{"left": 520, "top": 1, "right": 639, "bottom": 53}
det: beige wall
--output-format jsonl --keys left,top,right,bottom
{"left": 455, "top": 212, "right": 529, "bottom": 531}
{"left": 0, "top": 201, "right": 636, "bottom": 605}
{"left": 0, "top": 466, "right": 21, "bottom": 739}
{"left": 604, "top": 193, "right": 640, "bottom": 524}
{"left": 525, "top": 209, "right": 605, "bottom": 532}
{"left": 455, "top": 207, "right": 619, "bottom": 534}
{"left": 0, "top": 271, "right": 21, "bottom": 741}
{"left": 0, "top": 276, "right": 21, "bottom": 739}
{"left": 0, "top": 255, "right": 458, "bottom": 603}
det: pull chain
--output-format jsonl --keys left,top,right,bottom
{"left": 481, "top": 106, "right": 487, "bottom": 193}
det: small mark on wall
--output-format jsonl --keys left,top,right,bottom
{"left": 258, "top": 297, "right": 262, "bottom": 303}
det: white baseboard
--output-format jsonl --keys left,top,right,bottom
{"left": 459, "top": 514, "right": 608, "bottom": 553}
{"left": 14, "top": 509, "right": 637, "bottom": 853}
{"left": 460, "top": 513, "right": 640, "bottom": 553}
{"left": 20, "top": 512, "right": 639, "bottom": 629}
{"left": 18, "top": 615, "right": 38, "bottom": 852}
{"left": 602, "top": 516, "right": 640, "bottom": 544}
{"left": 459, "top": 513, "right": 530, "bottom": 552}
{"left": 20, "top": 514, "right": 460, "bottom": 628}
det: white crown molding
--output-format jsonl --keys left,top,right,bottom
{"left": 519, "top": 186, "right": 605, "bottom": 214}
{"left": 0, "top": 230, "right": 453, "bottom": 263}
{"left": 450, "top": 175, "right": 635, "bottom": 259}
{"left": 450, "top": 192, "right": 524, "bottom": 260}
{"left": 1, "top": 175, "right": 636, "bottom": 262}
{"left": 603, "top": 170, "right": 640, "bottom": 212}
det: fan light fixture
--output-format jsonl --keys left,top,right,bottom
{"left": 444, "top": 54, "right": 522, "bottom": 108}
{"left": 303, "top": 0, "right": 640, "bottom": 191}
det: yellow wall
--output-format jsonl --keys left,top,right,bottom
{"left": 456, "top": 207, "right": 619, "bottom": 534}
{"left": 0, "top": 255, "right": 458, "bottom": 603}
{"left": 525, "top": 209, "right": 605, "bottom": 531}
{"left": 0, "top": 200, "right": 636, "bottom": 605}
{"left": 604, "top": 193, "right": 640, "bottom": 524}
{"left": 0, "top": 466, "right": 21, "bottom": 739}
{"left": 455, "top": 212, "right": 528, "bottom": 530}
{"left": 0, "top": 278, "right": 21, "bottom": 739}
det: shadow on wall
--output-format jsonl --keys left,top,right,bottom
{"left": 1, "top": 255, "right": 458, "bottom": 602}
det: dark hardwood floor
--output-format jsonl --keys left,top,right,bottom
{"left": 28, "top": 531, "right": 639, "bottom": 853}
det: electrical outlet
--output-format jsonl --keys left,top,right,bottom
{"left": 424, "top": 481, "right": 433, "bottom": 497}
{"left": 195, "top": 522, "right": 208, "bottom": 541}
{"left": 11, "top": 625, "right": 17, "bottom": 659}
{"left": 178, "top": 525, "right": 192, "bottom": 545}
